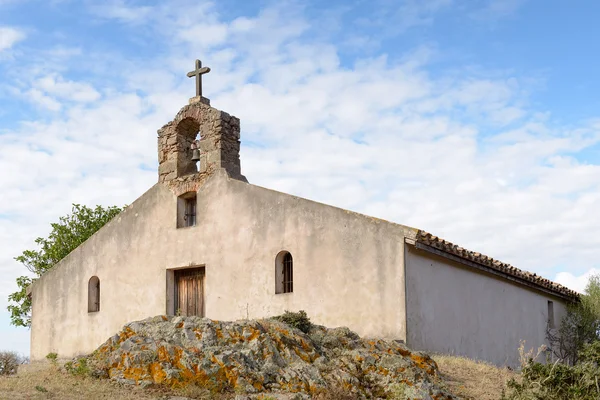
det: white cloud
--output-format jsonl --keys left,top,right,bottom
{"left": 89, "top": 0, "right": 153, "bottom": 23}
{"left": 25, "top": 88, "right": 62, "bottom": 111}
{"left": 1, "top": 0, "right": 599, "bottom": 355}
{"left": 35, "top": 74, "right": 101, "bottom": 103}
{"left": 0, "top": 26, "right": 25, "bottom": 52}
{"left": 555, "top": 268, "right": 600, "bottom": 294}
{"left": 177, "top": 23, "right": 229, "bottom": 48}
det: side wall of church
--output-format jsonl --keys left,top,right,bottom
{"left": 30, "top": 171, "right": 412, "bottom": 360}
{"left": 404, "top": 245, "right": 569, "bottom": 368}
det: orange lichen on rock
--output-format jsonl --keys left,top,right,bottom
{"left": 149, "top": 362, "right": 167, "bottom": 384}
{"left": 410, "top": 353, "right": 438, "bottom": 376}
{"left": 73, "top": 316, "right": 457, "bottom": 399}
{"left": 118, "top": 327, "right": 136, "bottom": 343}
{"left": 123, "top": 365, "right": 149, "bottom": 383}
{"left": 215, "top": 327, "right": 224, "bottom": 339}
{"left": 157, "top": 346, "right": 170, "bottom": 362}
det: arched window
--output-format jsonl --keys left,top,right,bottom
{"left": 88, "top": 276, "right": 100, "bottom": 313}
{"left": 275, "top": 251, "right": 293, "bottom": 294}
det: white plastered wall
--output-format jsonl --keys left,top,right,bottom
{"left": 404, "top": 245, "right": 569, "bottom": 367}
{"left": 30, "top": 171, "right": 412, "bottom": 360}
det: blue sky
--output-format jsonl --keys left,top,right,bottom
{"left": 1, "top": 0, "right": 600, "bottom": 357}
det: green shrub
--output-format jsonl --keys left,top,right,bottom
{"left": 272, "top": 310, "right": 313, "bottom": 334}
{"left": 45, "top": 352, "right": 58, "bottom": 366}
{"left": 64, "top": 358, "right": 90, "bottom": 376}
{"left": 503, "top": 342, "right": 600, "bottom": 400}
{"left": 578, "top": 341, "right": 600, "bottom": 365}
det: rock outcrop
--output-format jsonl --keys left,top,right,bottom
{"left": 75, "top": 316, "right": 458, "bottom": 399}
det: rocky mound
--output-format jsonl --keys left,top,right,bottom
{"left": 75, "top": 315, "right": 458, "bottom": 399}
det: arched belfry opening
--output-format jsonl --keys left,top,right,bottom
{"left": 157, "top": 97, "right": 247, "bottom": 183}
{"left": 175, "top": 117, "right": 201, "bottom": 176}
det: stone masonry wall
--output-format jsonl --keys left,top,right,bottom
{"left": 157, "top": 96, "right": 247, "bottom": 190}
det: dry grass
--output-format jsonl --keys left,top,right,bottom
{"left": 0, "top": 356, "right": 515, "bottom": 400}
{"left": 0, "top": 362, "right": 170, "bottom": 400}
{"left": 433, "top": 354, "right": 516, "bottom": 400}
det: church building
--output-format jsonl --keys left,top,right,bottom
{"left": 28, "top": 61, "right": 578, "bottom": 368}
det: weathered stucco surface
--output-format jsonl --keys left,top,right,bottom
{"left": 404, "top": 245, "right": 569, "bottom": 367}
{"left": 30, "top": 170, "right": 411, "bottom": 360}
{"left": 30, "top": 183, "right": 174, "bottom": 360}
{"left": 30, "top": 97, "right": 573, "bottom": 367}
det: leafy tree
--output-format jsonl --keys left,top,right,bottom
{"left": 7, "top": 204, "right": 123, "bottom": 327}
{"left": 547, "top": 274, "right": 600, "bottom": 365}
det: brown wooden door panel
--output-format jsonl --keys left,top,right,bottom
{"left": 175, "top": 268, "right": 205, "bottom": 317}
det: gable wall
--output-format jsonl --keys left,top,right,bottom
{"left": 405, "top": 245, "right": 569, "bottom": 367}
{"left": 30, "top": 184, "right": 177, "bottom": 360}
{"left": 189, "top": 172, "right": 410, "bottom": 342}
{"left": 30, "top": 172, "right": 412, "bottom": 360}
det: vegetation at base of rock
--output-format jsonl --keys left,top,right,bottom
{"left": 502, "top": 341, "right": 600, "bottom": 400}
{"left": 0, "top": 351, "right": 23, "bottom": 376}
{"left": 7, "top": 203, "right": 124, "bottom": 327}
{"left": 64, "top": 358, "right": 91, "bottom": 376}
{"left": 70, "top": 315, "right": 457, "bottom": 399}
{"left": 271, "top": 310, "right": 313, "bottom": 334}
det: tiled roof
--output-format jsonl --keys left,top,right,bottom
{"left": 415, "top": 230, "right": 580, "bottom": 301}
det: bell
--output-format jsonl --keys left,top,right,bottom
{"left": 191, "top": 148, "right": 200, "bottom": 162}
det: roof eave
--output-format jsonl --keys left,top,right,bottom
{"left": 407, "top": 240, "right": 579, "bottom": 303}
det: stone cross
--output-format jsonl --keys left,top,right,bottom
{"left": 187, "top": 59, "right": 211, "bottom": 97}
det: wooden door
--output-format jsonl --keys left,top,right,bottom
{"left": 175, "top": 268, "right": 205, "bottom": 317}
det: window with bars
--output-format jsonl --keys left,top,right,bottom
{"left": 283, "top": 252, "right": 293, "bottom": 293}
{"left": 184, "top": 196, "right": 196, "bottom": 227}
{"left": 276, "top": 251, "right": 293, "bottom": 294}
{"left": 177, "top": 192, "right": 197, "bottom": 228}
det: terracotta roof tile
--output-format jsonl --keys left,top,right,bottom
{"left": 415, "top": 230, "right": 579, "bottom": 300}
